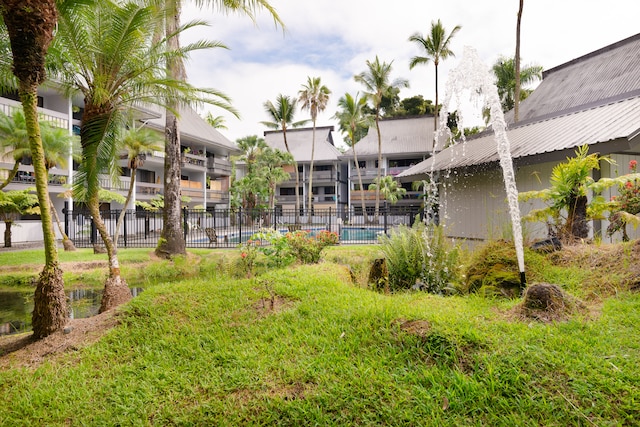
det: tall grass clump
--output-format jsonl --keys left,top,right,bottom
{"left": 379, "top": 220, "right": 460, "bottom": 293}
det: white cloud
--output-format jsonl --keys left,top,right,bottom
{"left": 181, "top": 0, "right": 639, "bottom": 147}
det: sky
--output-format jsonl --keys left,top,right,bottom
{"left": 182, "top": 0, "right": 639, "bottom": 149}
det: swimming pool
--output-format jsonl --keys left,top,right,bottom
{"left": 340, "top": 227, "right": 385, "bottom": 242}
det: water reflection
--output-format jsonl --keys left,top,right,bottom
{"left": 0, "top": 287, "right": 143, "bottom": 336}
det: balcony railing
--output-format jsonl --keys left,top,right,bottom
{"left": 181, "top": 153, "right": 206, "bottom": 170}
{"left": 207, "top": 190, "right": 229, "bottom": 203}
{"left": 350, "top": 168, "right": 385, "bottom": 179}
{"left": 0, "top": 99, "right": 69, "bottom": 129}
{"left": 207, "top": 158, "right": 232, "bottom": 176}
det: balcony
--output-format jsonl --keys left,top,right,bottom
{"left": 181, "top": 152, "right": 206, "bottom": 171}
{"left": 207, "top": 189, "right": 229, "bottom": 204}
{"left": 180, "top": 180, "right": 204, "bottom": 199}
{"left": 350, "top": 168, "right": 385, "bottom": 179}
{"left": 137, "top": 182, "right": 163, "bottom": 197}
{"left": 207, "top": 157, "right": 231, "bottom": 176}
{"left": 0, "top": 99, "right": 69, "bottom": 129}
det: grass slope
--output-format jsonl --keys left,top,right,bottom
{"left": 0, "top": 254, "right": 638, "bottom": 426}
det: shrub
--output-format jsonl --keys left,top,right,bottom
{"left": 286, "top": 230, "right": 337, "bottom": 264}
{"left": 247, "top": 229, "right": 294, "bottom": 268}
{"left": 378, "top": 220, "right": 460, "bottom": 293}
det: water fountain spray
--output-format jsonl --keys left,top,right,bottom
{"left": 437, "top": 46, "right": 526, "bottom": 288}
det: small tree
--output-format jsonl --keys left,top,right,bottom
{"left": 0, "top": 188, "right": 39, "bottom": 247}
{"left": 519, "top": 145, "right": 613, "bottom": 242}
{"left": 368, "top": 175, "right": 406, "bottom": 205}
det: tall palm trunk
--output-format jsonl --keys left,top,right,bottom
{"left": 81, "top": 107, "right": 131, "bottom": 312}
{"left": 0, "top": 161, "right": 20, "bottom": 191}
{"left": 374, "top": 115, "right": 382, "bottom": 223}
{"left": 352, "top": 146, "right": 368, "bottom": 224}
{"left": 514, "top": 0, "right": 524, "bottom": 122}
{"left": 113, "top": 167, "right": 137, "bottom": 248}
{"left": 434, "top": 63, "right": 439, "bottom": 132}
{"left": 1, "top": 0, "right": 68, "bottom": 338}
{"left": 156, "top": 0, "right": 186, "bottom": 258}
{"left": 50, "top": 199, "right": 76, "bottom": 251}
{"left": 307, "top": 124, "right": 316, "bottom": 224}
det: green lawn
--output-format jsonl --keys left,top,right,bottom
{"left": 0, "top": 248, "right": 638, "bottom": 426}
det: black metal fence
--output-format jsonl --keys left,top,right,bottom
{"left": 65, "top": 205, "right": 425, "bottom": 249}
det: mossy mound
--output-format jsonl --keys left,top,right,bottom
{"left": 514, "top": 282, "right": 587, "bottom": 323}
{"left": 464, "top": 240, "right": 523, "bottom": 297}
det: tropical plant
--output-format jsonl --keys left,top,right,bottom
{"left": 259, "top": 146, "right": 294, "bottom": 211}
{"left": 156, "top": 0, "right": 281, "bottom": 260}
{"left": 204, "top": 112, "right": 227, "bottom": 129}
{"left": 0, "top": 188, "right": 39, "bottom": 247}
{"left": 491, "top": 56, "right": 542, "bottom": 114}
{"left": 408, "top": 19, "right": 461, "bottom": 131}
{"left": 334, "top": 92, "right": 371, "bottom": 222}
{"left": 0, "top": 109, "right": 29, "bottom": 190}
{"left": 378, "top": 220, "right": 460, "bottom": 293}
{"left": 232, "top": 135, "right": 269, "bottom": 211}
{"left": 368, "top": 175, "right": 407, "bottom": 205}
{"left": 519, "top": 146, "right": 613, "bottom": 242}
{"left": 261, "top": 94, "right": 309, "bottom": 223}
{"left": 0, "top": 0, "right": 68, "bottom": 337}
{"left": 355, "top": 57, "right": 409, "bottom": 222}
{"left": 298, "top": 76, "right": 331, "bottom": 222}
{"left": 606, "top": 159, "right": 640, "bottom": 241}
{"left": 52, "top": 0, "right": 222, "bottom": 312}
{"left": 113, "top": 125, "right": 164, "bottom": 248}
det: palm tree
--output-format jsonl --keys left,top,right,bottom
{"left": 113, "top": 126, "right": 163, "bottom": 248}
{"left": 0, "top": 188, "right": 39, "bottom": 248}
{"left": 235, "top": 135, "right": 268, "bottom": 211}
{"left": 408, "top": 19, "right": 461, "bottom": 132}
{"left": 155, "top": 0, "right": 282, "bottom": 260}
{"left": 354, "top": 57, "right": 408, "bottom": 222}
{"left": 491, "top": 56, "right": 543, "bottom": 114}
{"left": 0, "top": 0, "right": 68, "bottom": 338}
{"left": 52, "top": 0, "right": 222, "bottom": 312}
{"left": 0, "top": 109, "right": 29, "bottom": 191}
{"left": 368, "top": 175, "right": 407, "bottom": 205}
{"left": 205, "top": 112, "right": 228, "bottom": 130}
{"left": 333, "top": 92, "right": 371, "bottom": 223}
{"left": 259, "top": 147, "right": 293, "bottom": 212}
{"left": 262, "top": 94, "right": 308, "bottom": 223}
{"left": 298, "top": 76, "right": 331, "bottom": 222}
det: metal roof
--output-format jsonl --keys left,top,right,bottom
{"left": 341, "top": 115, "right": 435, "bottom": 158}
{"left": 263, "top": 126, "right": 342, "bottom": 162}
{"left": 144, "top": 105, "right": 240, "bottom": 155}
{"left": 399, "top": 96, "right": 640, "bottom": 179}
{"left": 504, "top": 33, "right": 640, "bottom": 124}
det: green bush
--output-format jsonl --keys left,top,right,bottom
{"left": 379, "top": 220, "right": 460, "bottom": 293}
{"left": 286, "top": 230, "right": 338, "bottom": 264}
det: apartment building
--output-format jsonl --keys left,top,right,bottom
{"left": 0, "top": 85, "right": 239, "bottom": 242}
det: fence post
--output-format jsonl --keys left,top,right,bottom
{"left": 383, "top": 202, "right": 388, "bottom": 235}
{"left": 238, "top": 207, "right": 242, "bottom": 244}
{"left": 63, "top": 202, "right": 69, "bottom": 238}
{"left": 183, "top": 207, "right": 188, "bottom": 241}
{"left": 123, "top": 210, "right": 128, "bottom": 248}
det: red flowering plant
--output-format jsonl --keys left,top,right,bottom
{"left": 607, "top": 159, "right": 640, "bottom": 240}
{"left": 239, "top": 239, "right": 258, "bottom": 277}
{"left": 286, "top": 229, "right": 339, "bottom": 264}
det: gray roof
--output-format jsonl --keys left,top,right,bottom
{"left": 342, "top": 115, "right": 435, "bottom": 158}
{"left": 400, "top": 33, "right": 640, "bottom": 180}
{"left": 399, "top": 95, "right": 640, "bottom": 179}
{"left": 263, "top": 126, "right": 342, "bottom": 162}
{"left": 144, "top": 105, "right": 240, "bottom": 155}
{"left": 505, "top": 32, "right": 640, "bottom": 124}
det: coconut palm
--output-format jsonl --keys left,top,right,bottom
{"left": 333, "top": 92, "right": 371, "bottom": 223}
{"left": 298, "top": 76, "right": 331, "bottom": 222}
{"left": 355, "top": 57, "right": 408, "bottom": 222}
{"left": 113, "top": 125, "right": 164, "bottom": 248}
{"left": 261, "top": 94, "right": 309, "bottom": 223}
{"left": 491, "top": 56, "right": 542, "bottom": 114}
{"left": 205, "top": 112, "right": 228, "bottom": 130}
{"left": 368, "top": 175, "right": 406, "bottom": 205}
{"left": 154, "top": 0, "right": 282, "bottom": 260}
{"left": 0, "top": 109, "right": 29, "bottom": 191}
{"left": 0, "top": 0, "right": 68, "bottom": 338}
{"left": 408, "top": 19, "right": 461, "bottom": 131}
{"left": 52, "top": 0, "right": 225, "bottom": 312}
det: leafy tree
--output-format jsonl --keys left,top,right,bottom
{"left": 355, "top": 56, "right": 408, "bottom": 221}
{"left": 113, "top": 125, "right": 164, "bottom": 248}
{"left": 0, "top": 188, "right": 38, "bottom": 247}
{"left": 298, "top": 76, "right": 330, "bottom": 221}
{"left": 156, "top": 0, "right": 281, "bottom": 260}
{"left": 52, "top": 0, "right": 218, "bottom": 312}
{"left": 368, "top": 175, "right": 406, "bottom": 205}
{"left": 233, "top": 135, "right": 269, "bottom": 210}
{"left": 0, "top": 0, "right": 68, "bottom": 337}
{"left": 333, "top": 92, "right": 371, "bottom": 222}
{"left": 408, "top": 19, "right": 461, "bottom": 131}
{"left": 491, "top": 56, "right": 542, "bottom": 115}
{"left": 261, "top": 94, "right": 308, "bottom": 223}
{"left": 259, "top": 146, "right": 293, "bottom": 211}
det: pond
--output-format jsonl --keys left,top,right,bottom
{"left": 0, "top": 287, "right": 143, "bottom": 336}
